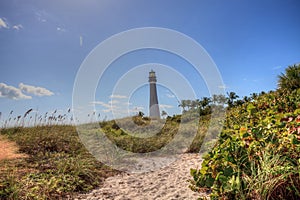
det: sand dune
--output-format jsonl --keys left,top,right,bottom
{"left": 75, "top": 154, "right": 207, "bottom": 200}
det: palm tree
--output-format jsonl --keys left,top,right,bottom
{"left": 178, "top": 100, "right": 187, "bottom": 111}
{"left": 243, "top": 96, "right": 250, "bottom": 103}
{"left": 138, "top": 111, "right": 144, "bottom": 117}
{"left": 190, "top": 100, "right": 199, "bottom": 110}
{"left": 217, "top": 94, "right": 227, "bottom": 105}
{"left": 198, "top": 97, "right": 212, "bottom": 116}
{"left": 186, "top": 99, "right": 192, "bottom": 110}
{"left": 227, "top": 92, "right": 239, "bottom": 107}
{"left": 278, "top": 64, "right": 300, "bottom": 91}
{"left": 250, "top": 93, "right": 258, "bottom": 101}
{"left": 161, "top": 110, "right": 168, "bottom": 118}
{"left": 212, "top": 94, "right": 219, "bottom": 104}
{"left": 200, "top": 97, "right": 212, "bottom": 108}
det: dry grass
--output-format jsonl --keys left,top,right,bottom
{"left": 0, "top": 136, "right": 27, "bottom": 161}
{"left": 0, "top": 126, "right": 119, "bottom": 199}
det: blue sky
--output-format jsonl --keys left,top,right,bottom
{"left": 1, "top": 0, "right": 300, "bottom": 125}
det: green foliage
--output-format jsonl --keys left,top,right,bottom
{"left": 244, "top": 152, "right": 300, "bottom": 200}
{"left": 227, "top": 92, "right": 239, "bottom": 108}
{"left": 190, "top": 89, "right": 300, "bottom": 199}
{"left": 0, "top": 168, "right": 19, "bottom": 199}
{"left": 98, "top": 115, "right": 209, "bottom": 153}
{"left": 71, "top": 114, "right": 213, "bottom": 159}
{"left": 278, "top": 64, "right": 300, "bottom": 91}
{"left": 0, "top": 125, "right": 117, "bottom": 199}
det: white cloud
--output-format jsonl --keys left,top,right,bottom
{"left": 12, "top": 24, "right": 23, "bottom": 30}
{"left": 0, "top": 18, "right": 8, "bottom": 29}
{"left": 132, "top": 106, "right": 144, "bottom": 110}
{"left": 218, "top": 85, "right": 228, "bottom": 89}
{"left": 91, "top": 101, "right": 110, "bottom": 108}
{"left": 19, "top": 83, "right": 54, "bottom": 96}
{"left": 0, "top": 83, "right": 31, "bottom": 100}
{"left": 56, "top": 27, "right": 66, "bottom": 32}
{"left": 166, "top": 93, "right": 175, "bottom": 98}
{"left": 35, "top": 10, "right": 48, "bottom": 23}
{"left": 102, "top": 109, "right": 112, "bottom": 113}
{"left": 79, "top": 35, "right": 83, "bottom": 47}
{"left": 90, "top": 101, "right": 118, "bottom": 110}
{"left": 110, "top": 94, "right": 127, "bottom": 99}
{"left": 108, "top": 100, "right": 119, "bottom": 104}
{"left": 159, "top": 104, "right": 173, "bottom": 109}
{"left": 0, "top": 19, "right": 23, "bottom": 31}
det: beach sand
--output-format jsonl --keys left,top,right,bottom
{"left": 75, "top": 153, "right": 207, "bottom": 200}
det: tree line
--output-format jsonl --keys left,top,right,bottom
{"left": 178, "top": 91, "right": 273, "bottom": 116}
{"left": 178, "top": 64, "right": 300, "bottom": 116}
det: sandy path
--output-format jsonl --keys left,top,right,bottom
{"left": 0, "top": 136, "right": 27, "bottom": 161}
{"left": 75, "top": 154, "right": 206, "bottom": 200}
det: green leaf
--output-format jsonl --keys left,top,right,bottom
{"left": 205, "top": 175, "right": 215, "bottom": 188}
{"left": 223, "top": 166, "right": 234, "bottom": 176}
{"left": 247, "top": 103, "right": 257, "bottom": 115}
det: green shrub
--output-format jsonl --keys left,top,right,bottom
{"left": 190, "top": 89, "right": 300, "bottom": 199}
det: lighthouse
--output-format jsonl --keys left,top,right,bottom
{"left": 149, "top": 70, "right": 160, "bottom": 119}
